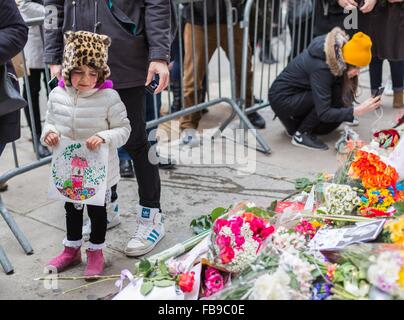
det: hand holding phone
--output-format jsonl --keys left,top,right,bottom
{"left": 145, "top": 79, "right": 159, "bottom": 95}
{"left": 373, "top": 86, "right": 385, "bottom": 98}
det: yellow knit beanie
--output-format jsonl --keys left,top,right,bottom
{"left": 342, "top": 32, "right": 372, "bottom": 67}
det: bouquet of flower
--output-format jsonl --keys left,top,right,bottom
{"left": 208, "top": 211, "right": 275, "bottom": 273}
{"left": 382, "top": 216, "right": 404, "bottom": 245}
{"left": 323, "top": 243, "right": 404, "bottom": 299}
{"left": 206, "top": 248, "right": 320, "bottom": 300}
{"left": 349, "top": 150, "right": 399, "bottom": 190}
{"left": 322, "top": 183, "right": 361, "bottom": 216}
{"left": 359, "top": 188, "right": 396, "bottom": 217}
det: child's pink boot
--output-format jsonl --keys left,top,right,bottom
{"left": 84, "top": 249, "right": 104, "bottom": 279}
{"left": 46, "top": 246, "right": 82, "bottom": 273}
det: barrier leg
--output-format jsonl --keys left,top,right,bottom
{"left": 0, "top": 244, "right": 14, "bottom": 275}
{"left": 0, "top": 196, "right": 34, "bottom": 255}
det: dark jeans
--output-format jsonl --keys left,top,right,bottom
{"left": 117, "top": 87, "right": 161, "bottom": 209}
{"left": 271, "top": 91, "right": 341, "bottom": 135}
{"left": 118, "top": 91, "right": 161, "bottom": 160}
{"left": 369, "top": 57, "right": 404, "bottom": 92}
{"left": 66, "top": 185, "right": 117, "bottom": 244}
{"left": 22, "top": 69, "right": 48, "bottom": 141}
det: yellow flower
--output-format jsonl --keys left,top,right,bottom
{"left": 399, "top": 265, "right": 404, "bottom": 288}
{"left": 311, "top": 220, "right": 323, "bottom": 229}
{"left": 385, "top": 217, "right": 404, "bottom": 245}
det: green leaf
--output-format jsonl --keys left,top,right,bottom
{"left": 268, "top": 200, "right": 278, "bottom": 212}
{"left": 393, "top": 202, "right": 404, "bottom": 215}
{"left": 289, "top": 273, "right": 300, "bottom": 290}
{"left": 210, "top": 207, "right": 227, "bottom": 221}
{"left": 159, "top": 261, "right": 169, "bottom": 276}
{"left": 139, "top": 259, "right": 152, "bottom": 275}
{"left": 154, "top": 280, "right": 175, "bottom": 288}
{"left": 295, "top": 178, "right": 312, "bottom": 192}
{"left": 140, "top": 281, "right": 154, "bottom": 296}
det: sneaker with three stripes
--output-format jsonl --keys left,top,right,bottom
{"left": 124, "top": 206, "right": 165, "bottom": 257}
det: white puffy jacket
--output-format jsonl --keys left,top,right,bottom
{"left": 40, "top": 85, "right": 131, "bottom": 188}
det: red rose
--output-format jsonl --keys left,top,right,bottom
{"left": 178, "top": 272, "right": 195, "bottom": 293}
{"left": 220, "top": 246, "right": 235, "bottom": 264}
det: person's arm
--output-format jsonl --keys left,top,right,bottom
{"left": 0, "top": 0, "right": 28, "bottom": 65}
{"left": 144, "top": 0, "right": 171, "bottom": 63}
{"left": 40, "top": 93, "right": 60, "bottom": 147}
{"left": 43, "top": 0, "right": 64, "bottom": 66}
{"left": 18, "top": 0, "right": 45, "bottom": 20}
{"left": 309, "top": 69, "right": 355, "bottom": 123}
{"left": 144, "top": 0, "right": 171, "bottom": 93}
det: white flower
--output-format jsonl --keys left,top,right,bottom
{"left": 367, "top": 252, "right": 403, "bottom": 296}
{"left": 250, "top": 270, "right": 292, "bottom": 300}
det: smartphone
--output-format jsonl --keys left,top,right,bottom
{"left": 373, "top": 86, "right": 385, "bottom": 98}
{"left": 48, "top": 76, "right": 59, "bottom": 90}
{"left": 145, "top": 79, "right": 159, "bottom": 95}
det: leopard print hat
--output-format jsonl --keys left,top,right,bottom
{"left": 62, "top": 31, "right": 111, "bottom": 86}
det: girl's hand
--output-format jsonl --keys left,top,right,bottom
{"left": 337, "top": 0, "right": 358, "bottom": 10}
{"left": 353, "top": 96, "right": 382, "bottom": 116}
{"left": 86, "top": 135, "right": 104, "bottom": 150}
{"left": 360, "top": 0, "right": 377, "bottom": 13}
{"left": 44, "top": 132, "right": 59, "bottom": 146}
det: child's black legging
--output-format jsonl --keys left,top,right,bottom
{"left": 65, "top": 185, "right": 117, "bottom": 245}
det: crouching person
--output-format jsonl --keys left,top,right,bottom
{"left": 41, "top": 31, "right": 131, "bottom": 278}
{"left": 269, "top": 27, "right": 381, "bottom": 151}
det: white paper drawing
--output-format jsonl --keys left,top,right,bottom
{"left": 48, "top": 138, "right": 108, "bottom": 206}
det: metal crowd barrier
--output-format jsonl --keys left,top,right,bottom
{"left": 218, "top": 0, "right": 317, "bottom": 133}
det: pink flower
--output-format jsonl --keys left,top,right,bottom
{"left": 220, "top": 246, "right": 235, "bottom": 264}
{"left": 260, "top": 225, "right": 275, "bottom": 240}
{"left": 216, "top": 235, "right": 231, "bottom": 248}
{"left": 249, "top": 217, "right": 265, "bottom": 234}
{"left": 229, "top": 216, "right": 243, "bottom": 235}
{"left": 234, "top": 235, "right": 245, "bottom": 248}
{"left": 205, "top": 274, "right": 225, "bottom": 297}
{"left": 213, "top": 218, "right": 229, "bottom": 234}
{"left": 205, "top": 267, "right": 219, "bottom": 279}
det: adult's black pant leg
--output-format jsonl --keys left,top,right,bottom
{"left": 117, "top": 87, "right": 161, "bottom": 209}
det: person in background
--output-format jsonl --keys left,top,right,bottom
{"left": 358, "top": 0, "right": 404, "bottom": 109}
{"left": 269, "top": 28, "right": 381, "bottom": 151}
{"left": 0, "top": 0, "right": 29, "bottom": 191}
{"left": 17, "top": 0, "right": 51, "bottom": 158}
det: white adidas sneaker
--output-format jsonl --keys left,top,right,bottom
{"left": 124, "top": 206, "right": 165, "bottom": 257}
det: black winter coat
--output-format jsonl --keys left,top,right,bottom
{"left": 44, "top": 0, "right": 171, "bottom": 89}
{"left": 0, "top": 0, "right": 29, "bottom": 145}
{"left": 269, "top": 27, "right": 354, "bottom": 124}
{"left": 314, "top": 0, "right": 348, "bottom": 36}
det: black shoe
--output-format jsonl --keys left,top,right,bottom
{"left": 37, "top": 144, "right": 51, "bottom": 158}
{"left": 0, "top": 182, "right": 8, "bottom": 192}
{"left": 292, "top": 132, "right": 329, "bottom": 151}
{"left": 157, "top": 154, "right": 176, "bottom": 170}
{"left": 247, "top": 112, "right": 266, "bottom": 129}
{"left": 120, "top": 160, "right": 135, "bottom": 178}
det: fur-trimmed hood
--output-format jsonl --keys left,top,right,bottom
{"left": 308, "top": 27, "right": 350, "bottom": 77}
